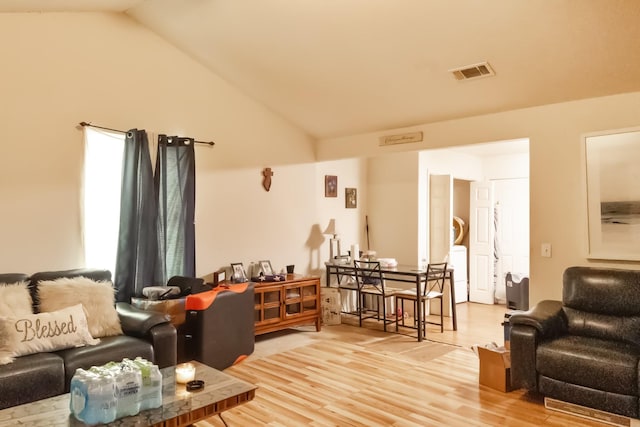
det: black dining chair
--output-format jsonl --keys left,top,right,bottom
{"left": 395, "top": 262, "right": 448, "bottom": 334}
{"left": 354, "top": 260, "right": 398, "bottom": 332}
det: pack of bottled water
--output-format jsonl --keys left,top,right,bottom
{"left": 95, "top": 362, "right": 142, "bottom": 418}
{"left": 69, "top": 357, "right": 162, "bottom": 424}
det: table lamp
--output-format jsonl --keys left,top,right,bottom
{"left": 323, "top": 219, "right": 341, "bottom": 262}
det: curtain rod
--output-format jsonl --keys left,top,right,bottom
{"left": 78, "top": 122, "right": 215, "bottom": 146}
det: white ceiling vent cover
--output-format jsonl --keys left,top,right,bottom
{"left": 449, "top": 62, "right": 495, "bottom": 81}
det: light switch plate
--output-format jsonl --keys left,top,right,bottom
{"left": 541, "top": 243, "right": 552, "bottom": 258}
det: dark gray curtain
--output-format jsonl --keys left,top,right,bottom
{"left": 114, "top": 129, "right": 158, "bottom": 302}
{"left": 154, "top": 134, "right": 196, "bottom": 285}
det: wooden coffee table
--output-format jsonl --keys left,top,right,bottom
{"left": 0, "top": 361, "right": 256, "bottom": 427}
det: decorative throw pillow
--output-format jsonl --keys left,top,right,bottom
{"left": 38, "top": 277, "right": 123, "bottom": 338}
{"left": 0, "top": 304, "right": 99, "bottom": 365}
{"left": 0, "top": 281, "right": 33, "bottom": 317}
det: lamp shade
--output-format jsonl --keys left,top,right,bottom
{"left": 323, "top": 219, "right": 337, "bottom": 236}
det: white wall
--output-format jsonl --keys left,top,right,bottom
{"left": 0, "top": 12, "right": 344, "bottom": 279}
{"left": 318, "top": 92, "right": 640, "bottom": 304}
{"left": 197, "top": 157, "right": 366, "bottom": 280}
{"left": 485, "top": 152, "right": 529, "bottom": 180}
{"left": 420, "top": 150, "right": 485, "bottom": 181}
{"left": 315, "top": 158, "right": 368, "bottom": 280}
{"left": 367, "top": 152, "right": 420, "bottom": 264}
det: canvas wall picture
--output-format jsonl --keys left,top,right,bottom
{"left": 584, "top": 128, "right": 640, "bottom": 260}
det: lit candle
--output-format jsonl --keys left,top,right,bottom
{"left": 175, "top": 363, "right": 195, "bottom": 384}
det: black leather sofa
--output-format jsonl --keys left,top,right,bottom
{"left": 0, "top": 269, "right": 177, "bottom": 410}
{"left": 510, "top": 266, "right": 640, "bottom": 418}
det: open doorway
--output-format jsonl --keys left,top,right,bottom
{"left": 426, "top": 138, "right": 530, "bottom": 308}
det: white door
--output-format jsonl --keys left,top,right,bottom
{"left": 469, "top": 181, "right": 495, "bottom": 304}
{"left": 429, "top": 174, "right": 452, "bottom": 263}
{"left": 493, "top": 179, "right": 530, "bottom": 302}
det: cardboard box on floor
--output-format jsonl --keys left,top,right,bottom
{"left": 478, "top": 346, "right": 513, "bottom": 392}
{"left": 320, "top": 287, "right": 341, "bottom": 325}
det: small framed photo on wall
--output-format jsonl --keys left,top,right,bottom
{"left": 325, "top": 175, "right": 337, "bottom": 197}
{"left": 345, "top": 188, "right": 357, "bottom": 208}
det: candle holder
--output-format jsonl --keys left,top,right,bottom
{"left": 175, "top": 362, "right": 196, "bottom": 384}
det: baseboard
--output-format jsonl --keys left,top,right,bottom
{"left": 544, "top": 397, "right": 640, "bottom": 427}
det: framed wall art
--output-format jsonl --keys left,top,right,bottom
{"left": 584, "top": 127, "right": 640, "bottom": 260}
{"left": 325, "top": 175, "right": 337, "bottom": 197}
{"left": 345, "top": 188, "right": 357, "bottom": 208}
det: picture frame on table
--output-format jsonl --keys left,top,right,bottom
{"left": 230, "top": 262, "right": 247, "bottom": 283}
{"left": 325, "top": 175, "right": 337, "bottom": 197}
{"left": 583, "top": 127, "right": 640, "bottom": 261}
{"left": 258, "top": 260, "right": 274, "bottom": 276}
{"left": 212, "top": 268, "right": 226, "bottom": 286}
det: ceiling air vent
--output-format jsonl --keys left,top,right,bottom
{"left": 449, "top": 62, "right": 495, "bottom": 81}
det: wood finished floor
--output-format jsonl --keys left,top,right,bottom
{"left": 195, "top": 302, "right": 607, "bottom": 426}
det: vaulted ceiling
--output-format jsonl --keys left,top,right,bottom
{"left": 3, "top": 0, "right": 640, "bottom": 140}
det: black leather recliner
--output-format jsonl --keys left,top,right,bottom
{"left": 0, "top": 269, "right": 177, "bottom": 410}
{"left": 183, "top": 282, "right": 255, "bottom": 370}
{"left": 510, "top": 266, "right": 640, "bottom": 418}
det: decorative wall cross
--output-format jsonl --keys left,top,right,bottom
{"left": 262, "top": 167, "right": 273, "bottom": 191}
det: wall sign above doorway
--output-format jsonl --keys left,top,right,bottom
{"left": 379, "top": 131, "right": 423, "bottom": 146}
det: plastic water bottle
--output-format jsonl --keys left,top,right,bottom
{"left": 69, "top": 370, "right": 91, "bottom": 423}
{"left": 70, "top": 369, "right": 117, "bottom": 425}
{"left": 145, "top": 364, "right": 163, "bottom": 409}
{"left": 127, "top": 357, "right": 163, "bottom": 410}
{"left": 97, "top": 363, "right": 142, "bottom": 418}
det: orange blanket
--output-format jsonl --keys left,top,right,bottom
{"left": 184, "top": 283, "right": 249, "bottom": 310}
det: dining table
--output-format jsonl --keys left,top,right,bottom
{"left": 325, "top": 261, "right": 457, "bottom": 342}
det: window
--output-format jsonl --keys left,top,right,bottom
{"left": 82, "top": 127, "right": 195, "bottom": 291}
{"left": 82, "top": 127, "right": 125, "bottom": 274}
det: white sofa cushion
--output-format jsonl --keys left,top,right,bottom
{"left": 38, "top": 277, "right": 123, "bottom": 339}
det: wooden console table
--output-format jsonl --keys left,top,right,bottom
{"left": 253, "top": 274, "right": 321, "bottom": 335}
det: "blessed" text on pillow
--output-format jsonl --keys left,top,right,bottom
{"left": 14, "top": 315, "right": 78, "bottom": 342}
